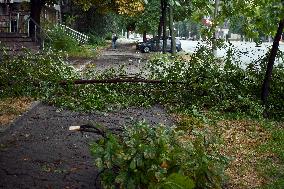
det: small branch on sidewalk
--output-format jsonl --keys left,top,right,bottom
{"left": 69, "top": 123, "right": 123, "bottom": 138}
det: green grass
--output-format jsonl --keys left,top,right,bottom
{"left": 66, "top": 44, "right": 97, "bottom": 58}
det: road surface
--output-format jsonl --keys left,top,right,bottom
{"left": 180, "top": 40, "right": 284, "bottom": 66}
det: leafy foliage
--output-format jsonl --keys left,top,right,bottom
{"left": 134, "top": 0, "right": 161, "bottom": 34}
{"left": 115, "top": 0, "right": 145, "bottom": 16}
{"left": 0, "top": 50, "right": 78, "bottom": 98}
{"left": 1, "top": 43, "right": 283, "bottom": 119}
{"left": 146, "top": 50, "right": 262, "bottom": 118}
{"left": 1, "top": 32, "right": 283, "bottom": 189}
{"left": 45, "top": 26, "right": 96, "bottom": 58}
{"left": 46, "top": 26, "right": 79, "bottom": 52}
{"left": 91, "top": 121, "right": 227, "bottom": 188}
{"left": 88, "top": 34, "right": 107, "bottom": 47}
{"left": 222, "top": 0, "right": 283, "bottom": 39}
{"left": 74, "top": 9, "right": 120, "bottom": 36}
{"left": 72, "top": 0, "right": 145, "bottom": 15}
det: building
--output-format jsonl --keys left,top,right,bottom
{"left": 0, "top": 0, "right": 61, "bottom": 34}
{"left": 0, "top": 0, "right": 62, "bottom": 53}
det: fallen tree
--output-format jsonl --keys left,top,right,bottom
{"left": 60, "top": 77, "right": 187, "bottom": 85}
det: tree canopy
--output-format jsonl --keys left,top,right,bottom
{"left": 71, "top": 0, "right": 145, "bottom": 15}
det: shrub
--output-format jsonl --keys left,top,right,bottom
{"left": 90, "top": 121, "right": 227, "bottom": 189}
{"left": 46, "top": 26, "right": 79, "bottom": 52}
{"left": 266, "top": 64, "right": 284, "bottom": 120}
{"left": 88, "top": 34, "right": 106, "bottom": 47}
{"left": 105, "top": 32, "right": 113, "bottom": 40}
{"left": 45, "top": 26, "right": 96, "bottom": 58}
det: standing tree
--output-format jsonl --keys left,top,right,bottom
{"left": 221, "top": 0, "right": 284, "bottom": 112}
{"left": 188, "top": 0, "right": 284, "bottom": 112}
{"left": 261, "top": 17, "right": 284, "bottom": 108}
{"left": 29, "top": 0, "right": 147, "bottom": 35}
{"left": 29, "top": 0, "right": 44, "bottom": 38}
{"left": 168, "top": 1, "right": 176, "bottom": 55}
{"left": 162, "top": 0, "right": 168, "bottom": 53}
{"left": 135, "top": 0, "right": 161, "bottom": 42}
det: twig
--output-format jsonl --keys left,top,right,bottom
{"left": 69, "top": 124, "right": 123, "bottom": 137}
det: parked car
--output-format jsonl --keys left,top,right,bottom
{"left": 136, "top": 36, "right": 182, "bottom": 53}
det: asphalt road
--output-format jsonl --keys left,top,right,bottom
{"left": 180, "top": 40, "right": 284, "bottom": 66}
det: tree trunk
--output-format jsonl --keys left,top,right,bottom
{"left": 261, "top": 18, "right": 284, "bottom": 107}
{"left": 157, "top": 15, "right": 163, "bottom": 51}
{"left": 162, "top": 0, "right": 167, "bottom": 53}
{"left": 29, "top": 0, "right": 43, "bottom": 40}
{"left": 143, "top": 31, "right": 147, "bottom": 42}
{"left": 168, "top": 4, "right": 176, "bottom": 55}
{"left": 127, "top": 30, "right": 129, "bottom": 38}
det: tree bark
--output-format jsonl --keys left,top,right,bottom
{"left": 156, "top": 0, "right": 165, "bottom": 51}
{"left": 127, "top": 30, "right": 129, "bottom": 38}
{"left": 261, "top": 18, "right": 284, "bottom": 107}
{"left": 168, "top": 4, "right": 176, "bottom": 55}
{"left": 29, "top": 0, "right": 43, "bottom": 39}
{"left": 162, "top": 0, "right": 167, "bottom": 53}
{"left": 156, "top": 16, "right": 163, "bottom": 51}
{"left": 143, "top": 31, "right": 147, "bottom": 42}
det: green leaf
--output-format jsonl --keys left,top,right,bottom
{"left": 130, "top": 159, "right": 136, "bottom": 169}
{"left": 174, "top": 1, "right": 181, "bottom": 6}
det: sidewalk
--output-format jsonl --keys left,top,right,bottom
{"left": 0, "top": 42, "right": 171, "bottom": 189}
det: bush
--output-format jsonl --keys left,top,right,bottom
{"left": 91, "top": 121, "right": 227, "bottom": 189}
{"left": 266, "top": 64, "right": 284, "bottom": 120}
{"left": 105, "top": 32, "right": 113, "bottom": 40}
{"left": 88, "top": 34, "right": 106, "bottom": 47}
{"left": 46, "top": 26, "right": 79, "bottom": 52}
{"left": 45, "top": 26, "right": 96, "bottom": 58}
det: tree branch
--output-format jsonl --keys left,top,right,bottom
{"left": 60, "top": 78, "right": 187, "bottom": 85}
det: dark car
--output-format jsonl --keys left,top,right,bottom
{"left": 136, "top": 37, "right": 182, "bottom": 53}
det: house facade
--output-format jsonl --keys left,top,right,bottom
{"left": 0, "top": 0, "right": 61, "bottom": 34}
